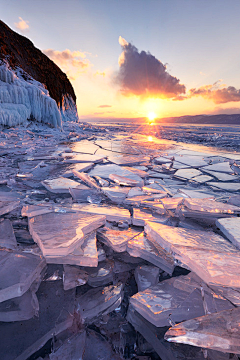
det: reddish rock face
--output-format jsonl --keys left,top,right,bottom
{"left": 0, "top": 20, "right": 76, "bottom": 110}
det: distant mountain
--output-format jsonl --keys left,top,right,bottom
{"left": 0, "top": 20, "right": 78, "bottom": 126}
{"left": 159, "top": 113, "right": 240, "bottom": 125}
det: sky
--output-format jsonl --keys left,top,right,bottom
{"left": 1, "top": 0, "right": 240, "bottom": 121}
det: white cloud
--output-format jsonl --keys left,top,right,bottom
{"left": 14, "top": 17, "right": 29, "bottom": 31}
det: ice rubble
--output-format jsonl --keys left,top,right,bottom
{"left": 0, "top": 62, "right": 76, "bottom": 127}
{"left": 1, "top": 123, "right": 240, "bottom": 359}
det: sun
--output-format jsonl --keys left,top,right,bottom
{"left": 147, "top": 111, "right": 157, "bottom": 122}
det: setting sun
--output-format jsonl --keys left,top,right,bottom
{"left": 147, "top": 112, "right": 157, "bottom": 121}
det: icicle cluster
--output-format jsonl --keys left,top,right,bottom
{"left": 0, "top": 62, "right": 62, "bottom": 127}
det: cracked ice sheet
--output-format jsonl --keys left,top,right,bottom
{"left": 76, "top": 283, "right": 123, "bottom": 322}
{"left": 127, "top": 232, "right": 175, "bottom": 274}
{"left": 0, "top": 219, "right": 17, "bottom": 249}
{"left": 0, "top": 193, "right": 20, "bottom": 216}
{"left": 183, "top": 198, "right": 240, "bottom": 216}
{"left": 61, "top": 153, "right": 105, "bottom": 163}
{"left": 132, "top": 208, "right": 170, "bottom": 226}
{"left": 97, "top": 227, "right": 141, "bottom": 252}
{"left": 216, "top": 217, "right": 240, "bottom": 250}
{"left": 173, "top": 155, "right": 208, "bottom": 168}
{"left": 88, "top": 163, "right": 144, "bottom": 183}
{"left": 165, "top": 307, "right": 240, "bottom": 354}
{"left": 174, "top": 168, "right": 203, "bottom": 180}
{"left": 41, "top": 177, "right": 83, "bottom": 193}
{"left": 72, "top": 203, "right": 131, "bottom": 223}
{"left": 0, "top": 281, "right": 75, "bottom": 360}
{"left": 130, "top": 273, "right": 233, "bottom": 328}
{"left": 201, "top": 161, "right": 234, "bottom": 174}
{"left": 145, "top": 222, "right": 240, "bottom": 287}
{"left": 206, "top": 182, "right": 240, "bottom": 192}
{"left": 0, "top": 248, "right": 46, "bottom": 303}
{"left": 127, "top": 305, "right": 233, "bottom": 360}
{"left": 28, "top": 212, "right": 105, "bottom": 258}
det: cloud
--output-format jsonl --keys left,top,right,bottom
{"left": 44, "top": 49, "right": 91, "bottom": 80}
{"left": 116, "top": 36, "right": 186, "bottom": 98}
{"left": 98, "top": 105, "right": 112, "bottom": 108}
{"left": 189, "top": 84, "right": 240, "bottom": 104}
{"left": 14, "top": 17, "right": 29, "bottom": 31}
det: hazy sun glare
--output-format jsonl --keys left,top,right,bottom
{"left": 147, "top": 111, "right": 156, "bottom": 121}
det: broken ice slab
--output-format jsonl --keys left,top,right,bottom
{"left": 109, "top": 173, "right": 144, "bottom": 187}
{"left": 0, "top": 248, "right": 46, "bottom": 303}
{"left": 165, "top": 307, "right": 240, "bottom": 354}
{"left": 69, "top": 186, "right": 100, "bottom": 203}
{"left": 134, "top": 265, "right": 159, "bottom": 291}
{"left": 173, "top": 155, "right": 208, "bottom": 168}
{"left": 206, "top": 181, "right": 240, "bottom": 192}
{"left": 21, "top": 204, "right": 55, "bottom": 217}
{"left": 145, "top": 222, "right": 240, "bottom": 287}
{"left": 160, "top": 197, "right": 183, "bottom": 211}
{"left": 124, "top": 194, "right": 166, "bottom": 207}
{"left": 130, "top": 273, "right": 233, "bottom": 328}
{"left": 142, "top": 183, "right": 167, "bottom": 194}
{"left": 72, "top": 170, "right": 100, "bottom": 190}
{"left": 101, "top": 186, "right": 130, "bottom": 203}
{"left": 49, "top": 331, "right": 86, "bottom": 360}
{"left": 41, "top": 177, "right": 83, "bottom": 193}
{"left": 62, "top": 152, "right": 105, "bottom": 163}
{"left": 0, "top": 280, "right": 75, "bottom": 360}
{"left": 175, "top": 188, "right": 215, "bottom": 199}
{"left": 29, "top": 212, "right": 105, "bottom": 257}
{"left": 202, "top": 161, "right": 234, "bottom": 173}
{"left": 72, "top": 203, "right": 131, "bottom": 223}
{"left": 47, "top": 231, "right": 98, "bottom": 267}
{"left": 97, "top": 227, "right": 141, "bottom": 252}
{"left": 70, "top": 139, "right": 100, "bottom": 154}
{"left": 0, "top": 290, "right": 39, "bottom": 322}
{"left": 127, "top": 305, "right": 235, "bottom": 360}
{"left": 76, "top": 283, "right": 123, "bottom": 322}
{"left": 88, "top": 163, "right": 144, "bottom": 184}
{"left": 190, "top": 174, "right": 214, "bottom": 183}
{"left": 87, "top": 260, "right": 114, "bottom": 287}
{"left": 122, "top": 166, "right": 148, "bottom": 179}
{"left": 147, "top": 170, "right": 171, "bottom": 179}
{"left": 108, "top": 154, "right": 150, "bottom": 166}
{"left": 127, "top": 232, "right": 175, "bottom": 274}
{"left": 228, "top": 194, "right": 240, "bottom": 207}
{"left": 173, "top": 168, "right": 202, "bottom": 180}
{"left": 202, "top": 169, "right": 239, "bottom": 181}
{"left": 63, "top": 265, "right": 88, "bottom": 290}
{"left": 154, "top": 156, "right": 173, "bottom": 164}
{"left": 183, "top": 198, "right": 240, "bottom": 216}
{"left": 0, "top": 193, "right": 20, "bottom": 216}
{"left": 216, "top": 217, "right": 240, "bottom": 250}
{"left": 62, "top": 162, "right": 94, "bottom": 178}
{"left": 132, "top": 208, "right": 170, "bottom": 226}
{"left": 0, "top": 219, "right": 17, "bottom": 249}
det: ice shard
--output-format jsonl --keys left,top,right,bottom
{"left": 72, "top": 203, "right": 131, "bottom": 223}
{"left": 41, "top": 177, "right": 83, "bottom": 193}
{"left": 216, "top": 217, "right": 240, "bottom": 249}
{"left": 134, "top": 265, "right": 159, "bottom": 291}
{"left": 109, "top": 173, "right": 144, "bottom": 187}
{"left": 29, "top": 212, "right": 105, "bottom": 258}
{"left": 97, "top": 227, "right": 140, "bottom": 252}
{"left": 0, "top": 219, "right": 17, "bottom": 249}
{"left": 63, "top": 265, "right": 88, "bottom": 290}
{"left": 165, "top": 307, "right": 240, "bottom": 354}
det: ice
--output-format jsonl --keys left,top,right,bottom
{"left": 72, "top": 203, "right": 131, "bottom": 223}
{"left": 62, "top": 162, "right": 94, "bottom": 178}
{"left": 88, "top": 163, "right": 144, "bottom": 183}
{"left": 109, "top": 173, "right": 144, "bottom": 187}
{"left": 69, "top": 186, "right": 99, "bottom": 203}
{"left": 142, "top": 183, "right": 167, "bottom": 194}
{"left": 0, "top": 63, "right": 62, "bottom": 127}
{"left": 72, "top": 170, "right": 100, "bottom": 190}
{"left": 63, "top": 265, "right": 88, "bottom": 290}
{"left": 130, "top": 273, "right": 233, "bottom": 328}
{"left": 101, "top": 186, "right": 130, "bottom": 202}
{"left": 127, "top": 305, "right": 235, "bottom": 360}
{"left": 134, "top": 265, "right": 159, "bottom": 291}
{"left": 47, "top": 231, "right": 99, "bottom": 267}
{"left": 174, "top": 168, "right": 202, "bottom": 180}
{"left": 132, "top": 208, "right": 170, "bottom": 226}
{"left": 41, "top": 177, "right": 84, "bottom": 193}
{"left": 0, "top": 248, "right": 46, "bottom": 303}
{"left": 87, "top": 260, "right": 114, "bottom": 287}
{"left": 29, "top": 211, "right": 105, "bottom": 258}
{"left": 0, "top": 219, "right": 17, "bottom": 249}
{"left": 0, "top": 281, "right": 75, "bottom": 360}
{"left": 122, "top": 166, "right": 148, "bottom": 178}
{"left": 49, "top": 331, "right": 86, "bottom": 360}
{"left": 62, "top": 153, "right": 105, "bottom": 163}
{"left": 173, "top": 155, "right": 208, "bottom": 168}
{"left": 183, "top": 198, "right": 240, "bottom": 215}
{"left": 70, "top": 139, "right": 99, "bottom": 154}
{"left": 165, "top": 307, "right": 240, "bottom": 354}
{"left": 216, "top": 217, "right": 240, "bottom": 249}
{"left": 202, "top": 161, "right": 234, "bottom": 173}
{"left": 127, "top": 232, "right": 175, "bottom": 274}
{"left": 145, "top": 221, "right": 240, "bottom": 287}
{"left": 202, "top": 169, "right": 239, "bottom": 181}
{"left": 21, "top": 204, "right": 55, "bottom": 217}
{"left": 191, "top": 174, "right": 214, "bottom": 183}
{"left": 154, "top": 156, "right": 173, "bottom": 164}
{"left": 175, "top": 188, "right": 215, "bottom": 199}
{"left": 0, "top": 198, "right": 20, "bottom": 216}
{"left": 206, "top": 181, "right": 240, "bottom": 192}
{"left": 108, "top": 154, "right": 150, "bottom": 166}
{"left": 76, "top": 283, "right": 123, "bottom": 322}
{"left": 97, "top": 227, "right": 140, "bottom": 252}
